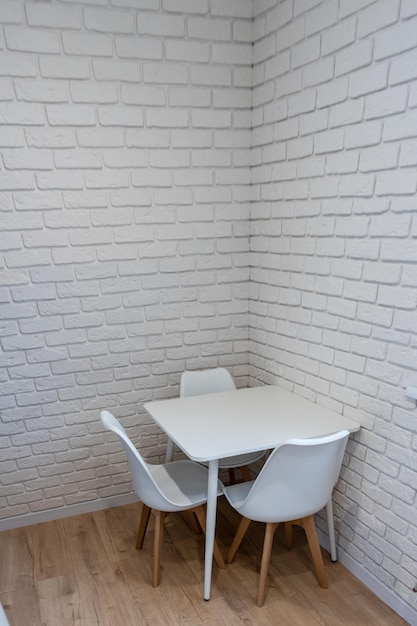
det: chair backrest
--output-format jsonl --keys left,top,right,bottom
{"left": 100, "top": 410, "right": 175, "bottom": 511}
{"left": 236, "top": 430, "right": 350, "bottom": 523}
{"left": 180, "top": 367, "right": 236, "bottom": 398}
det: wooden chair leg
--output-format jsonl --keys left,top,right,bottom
{"left": 152, "top": 510, "right": 166, "bottom": 587}
{"left": 226, "top": 516, "right": 251, "bottom": 564}
{"left": 193, "top": 506, "right": 226, "bottom": 569}
{"left": 187, "top": 510, "right": 202, "bottom": 534}
{"left": 136, "top": 504, "right": 152, "bottom": 550}
{"left": 228, "top": 468, "right": 236, "bottom": 485}
{"left": 257, "top": 522, "right": 279, "bottom": 607}
{"left": 302, "top": 515, "right": 328, "bottom": 589}
{"left": 240, "top": 465, "right": 252, "bottom": 482}
{"left": 284, "top": 521, "right": 293, "bottom": 549}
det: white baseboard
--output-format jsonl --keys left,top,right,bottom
{"left": 317, "top": 528, "right": 416, "bottom": 626}
{"left": 0, "top": 492, "right": 138, "bottom": 532}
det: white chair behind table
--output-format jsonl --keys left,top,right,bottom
{"left": 100, "top": 410, "right": 225, "bottom": 587}
{"left": 224, "top": 430, "right": 350, "bottom": 606}
{"left": 166, "top": 367, "right": 265, "bottom": 484}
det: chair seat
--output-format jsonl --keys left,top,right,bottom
{"left": 148, "top": 460, "right": 223, "bottom": 510}
{"left": 223, "top": 480, "right": 254, "bottom": 508}
{"left": 216, "top": 450, "right": 266, "bottom": 470}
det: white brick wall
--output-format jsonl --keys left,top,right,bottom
{"left": 251, "top": 1, "right": 417, "bottom": 622}
{"left": 0, "top": 1, "right": 251, "bottom": 518}
{"left": 1, "top": 1, "right": 417, "bottom": 623}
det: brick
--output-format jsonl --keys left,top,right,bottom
{"left": 374, "top": 16, "right": 417, "bottom": 61}
{"left": 93, "top": 59, "right": 140, "bottom": 82}
{"left": 36, "top": 171, "right": 84, "bottom": 190}
{"left": 63, "top": 32, "right": 114, "bottom": 57}
{"left": 77, "top": 128, "right": 124, "bottom": 148}
{"left": 213, "top": 88, "right": 251, "bottom": 109}
{"left": 339, "top": 173, "right": 375, "bottom": 197}
{"left": 84, "top": 8, "right": 134, "bottom": 33}
{"left": 169, "top": 87, "right": 210, "bottom": 108}
{"left": 317, "top": 77, "right": 348, "bottom": 108}
{"left": 0, "top": 1, "right": 23, "bottom": 23}
{"left": 70, "top": 81, "right": 118, "bottom": 104}
{"left": 401, "top": 0, "right": 417, "bottom": 18}
{"left": 137, "top": 12, "right": 185, "bottom": 37}
{"left": 0, "top": 171, "right": 35, "bottom": 191}
{"left": 188, "top": 18, "right": 230, "bottom": 40}
{"left": 211, "top": 0, "right": 252, "bottom": 18}
{"left": 383, "top": 110, "right": 417, "bottom": 141}
{"left": 359, "top": 144, "right": 399, "bottom": 172}
{"left": 0, "top": 54, "right": 37, "bottom": 77}
{"left": 335, "top": 40, "right": 373, "bottom": 77}
{"left": 340, "top": 0, "right": 377, "bottom": 19}
{"left": 0, "top": 77, "right": 13, "bottom": 100}
{"left": 143, "top": 62, "right": 188, "bottom": 85}
{"left": 349, "top": 63, "right": 389, "bottom": 98}
{"left": 162, "top": 0, "right": 208, "bottom": 13}
{"left": 115, "top": 36, "right": 162, "bottom": 60}
{"left": 291, "top": 35, "right": 320, "bottom": 69}
{"left": 5, "top": 27, "right": 60, "bottom": 54}
{"left": 357, "top": 0, "right": 400, "bottom": 38}
{"left": 15, "top": 79, "right": 68, "bottom": 103}
{"left": 2, "top": 148, "right": 53, "bottom": 170}
{"left": 166, "top": 40, "right": 210, "bottom": 63}
{"left": 276, "top": 69, "right": 302, "bottom": 97}
{"left": 54, "top": 149, "right": 102, "bottom": 170}
{"left": 98, "top": 105, "right": 144, "bottom": 127}
{"left": 26, "top": 3, "right": 81, "bottom": 28}
{"left": 265, "top": 50, "right": 290, "bottom": 81}
{"left": 389, "top": 49, "right": 417, "bottom": 87}
{"left": 112, "top": 0, "right": 158, "bottom": 7}
{"left": 326, "top": 151, "right": 359, "bottom": 174}
{"left": 329, "top": 98, "right": 364, "bottom": 128}
{"left": 288, "top": 88, "right": 316, "bottom": 117}
{"left": 26, "top": 128, "right": 76, "bottom": 149}
{"left": 235, "top": 18, "right": 254, "bottom": 42}
{"left": 40, "top": 57, "right": 90, "bottom": 80}
{"left": 47, "top": 105, "right": 96, "bottom": 127}
{"left": 192, "top": 109, "right": 231, "bottom": 128}
{"left": 375, "top": 169, "right": 417, "bottom": 196}
{"left": 321, "top": 16, "right": 356, "bottom": 56}
{"left": 299, "top": 108, "right": 328, "bottom": 135}
{"left": 0, "top": 102, "right": 44, "bottom": 125}
{"left": 190, "top": 65, "right": 231, "bottom": 86}
{"left": 314, "top": 128, "right": 344, "bottom": 154}
{"left": 305, "top": 0, "right": 338, "bottom": 36}
{"left": 253, "top": 35, "right": 276, "bottom": 64}
{"left": 302, "top": 57, "right": 334, "bottom": 88}
{"left": 345, "top": 120, "right": 382, "bottom": 149}
{"left": 276, "top": 16, "right": 305, "bottom": 52}
{"left": 213, "top": 43, "right": 252, "bottom": 65}
{"left": 365, "top": 85, "right": 407, "bottom": 120}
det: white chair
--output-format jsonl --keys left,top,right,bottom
{"left": 100, "top": 410, "right": 226, "bottom": 587}
{"left": 224, "top": 430, "right": 349, "bottom": 606}
{"left": 166, "top": 368, "right": 265, "bottom": 483}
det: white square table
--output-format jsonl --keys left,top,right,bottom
{"left": 144, "top": 385, "right": 360, "bottom": 600}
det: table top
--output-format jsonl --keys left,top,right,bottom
{"left": 144, "top": 385, "right": 361, "bottom": 463}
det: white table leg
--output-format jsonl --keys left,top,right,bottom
{"left": 204, "top": 458, "right": 219, "bottom": 600}
{"left": 165, "top": 437, "right": 175, "bottom": 463}
{"left": 326, "top": 498, "right": 337, "bottom": 562}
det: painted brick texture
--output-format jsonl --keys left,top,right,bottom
{"left": 1, "top": 1, "right": 417, "bottom": 623}
{"left": 0, "top": 2, "right": 251, "bottom": 516}
{"left": 251, "top": 0, "right": 417, "bottom": 620}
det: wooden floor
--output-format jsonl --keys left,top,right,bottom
{"left": 0, "top": 499, "right": 408, "bottom": 626}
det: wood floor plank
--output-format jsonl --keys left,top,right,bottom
{"left": 0, "top": 501, "right": 410, "bottom": 626}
